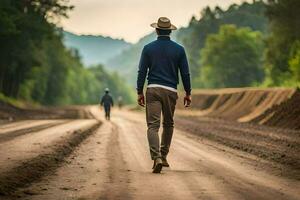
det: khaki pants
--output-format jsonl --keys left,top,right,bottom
{"left": 146, "top": 87, "right": 178, "bottom": 160}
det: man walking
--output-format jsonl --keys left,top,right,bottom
{"left": 137, "top": 17, "right": 192, "bottom": 173}
{"left": 100, "top": 88, "right": 114, "bottom": 120}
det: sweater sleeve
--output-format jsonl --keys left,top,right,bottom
{"left": 179, "top": 48, "right": 191, "bottom": 95}
{"left": 136, "top": 47, "right": 149, "bottom": 94}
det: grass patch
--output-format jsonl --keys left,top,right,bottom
{"left": 0, "top": 93, "right": 39, "bottom": 109}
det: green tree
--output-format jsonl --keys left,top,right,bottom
{"left": 264, "top": 0, "right": 300, "bottom": 86}
{"left": 88, "top": 65, "right": 134, "bottom": 104}
{"left": 0, "top": 0, "right": 134, "bottom": 106}
{"left": 199, "top": 25, "right": 264, "bottom": 88}
{"left": 279, "top": 41, "right": 300, "bottom": 87}
{"left": 176, "top": 0, "right": 267, "bottom": 87}
{"left": 0, "top": 0, "right": 73, "bottom": 97}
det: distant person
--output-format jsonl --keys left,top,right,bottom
{"left": 117, "top": 96, "right": 123, "bottom": 109}
{"left": 137, "top": 17, "right": 191, "bottom": 173}
{"left": 100, "top": 88, "right": 114, "bottom": 120}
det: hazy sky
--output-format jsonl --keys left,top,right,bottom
{"left": 61, "top": 0, "right": 250, "bottom": 43}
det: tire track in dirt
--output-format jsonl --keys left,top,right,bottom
{"left": 0, "top": 120, "right": 58, "bottom": 134}
{"left": 0, "top": 120, "right": 35, "bottom": 130}
{"left": 0, "top": 120, "right": 72, "bottom": 143}
{"left": 88, "top": 106, "right": 132, "bottom": 199}
{"left": 175, "top": 116, "right": 300, "bottom": 179}
{"left": 13, "top": 119, "right": 132, "bottom": 200}
{"left": 1, "top": 107, "right": 298, "bottom": 199}
{"left": 0, "top": 122, "right": 100, "bottom": 197}
{"left": 114, "top": 110, "right": 300, "bottom": 200}
{"left": 172, "top": 136, "right": 299, "bottom": 200}
{"left": 98, "top": 122, "right": 131, "bottom": 200}
{"left": 114, "top": 114, "right": 200, "bottom": 200}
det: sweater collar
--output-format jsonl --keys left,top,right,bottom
{"left": 157, "top": 35, "right": 170, "bottom": 40}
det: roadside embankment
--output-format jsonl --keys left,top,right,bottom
{"left": 0, "top": 99, "right": 94, "bottom": 121}
{"left": 178, "top": 87, "right": 300, "bottom": 130}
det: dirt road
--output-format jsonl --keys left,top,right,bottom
{"left": 0, "top": 106, "right": 299, "bottom": 199}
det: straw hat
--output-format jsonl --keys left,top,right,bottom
{"left": 150, "top": 17, "right": 177, "bottom": 30}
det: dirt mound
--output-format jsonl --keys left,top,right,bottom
{"left": 0, "top": 100, "right": 93, "bottom": 121}
{"left": 252, "top": 88, "right": 300, "bottom": 129}
{"left": 0, "top": 101, "right": 21, "bottom": 120}
{"left": 179, "top": 88, "right": 300, "bottom": 130}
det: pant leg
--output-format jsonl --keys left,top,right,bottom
{"left": 107, "top": 106, "right": 111, "bottom": 120}
{"left": 103, "top": 106, "right": 107, "bottom": 119}
{"left": 104, "top": 106, "right": 110, "bottom": 119}
{"left": 160, "top": 89, "right": 178, "bottom": 158}
{"left": 146, "top": 88, "right": 162, "bottom": 160}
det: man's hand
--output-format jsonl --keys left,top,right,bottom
{"left": 184, "top": 95, "right": 192, "bottom": 107}
{"left": 137, "top": 94, "right": 145, "bottom": 107}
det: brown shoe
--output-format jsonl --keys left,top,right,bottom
{"left": 162, "top": 157, "right": 169, "bottom": 167}
{"left": 152, "top": 158, "right": 163, "bottom": 173}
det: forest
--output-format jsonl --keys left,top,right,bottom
{"left": 177, "top": 0, "right": 300, "bottom": 88}
{"left": 0, "top": 0, "right": 133, "bottom": 105}
{"left": 0, "top": 0, "right": 299, "bottom": 106}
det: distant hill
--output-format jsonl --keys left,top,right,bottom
{"left": 106, "top": 32, "right": 156, "bottom": 85}
{"left": 63, "top": 31, "right": 131, "bottom": 66}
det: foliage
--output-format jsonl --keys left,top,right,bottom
{"left": 0, "top": 0, "right": 133, "bottom": 105}
{"left": 264, "top": 0, "right": 300, "bottom": 86}
{"left": 288, "top": 44, "right": 300, "bottom": 86}
{"left": 199, "top": 25, "right": 264, "bottom": 88}
{"left": 176, "top": 0, "right": 267, "bottom": 87}
{"left": 278, "top": 41, "right": 300, "bottom": 87}
{"left": 85, "top": 65, "right": 134, "bottom": 105}
{"left": 0, "top": 93, "right": 28, "bottom": 108}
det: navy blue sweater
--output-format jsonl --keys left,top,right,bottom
{"left": 137, "top": 36, "right": 191, "bottom": 95}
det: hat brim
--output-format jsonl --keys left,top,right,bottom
{"left": 150, "top": 23, "right": 177, "bottom": 30}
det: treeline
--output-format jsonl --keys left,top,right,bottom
{"left": 0, "top": 0, "right": 133, "bottom": 105}
{"left": 264, "top": 0, "right": 300, "bottom": 87}
{"left": 178, "top": 0, "right": 300, "bottom": 88}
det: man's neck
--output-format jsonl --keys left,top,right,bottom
{"left": 157, "top": 35, "right": 170, "bottom": 40}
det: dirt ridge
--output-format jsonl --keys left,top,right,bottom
{"left": 0, "top": 122, "right": 101, "bottom": 196}
{"left": 252, "top": 88, "right": 300, "bottom": 129}
{"left": 98, "top": 123, "right": 131, "bottom": 200}
{"left": 175, "top": 116, "right": 300, "bottom": 180}
{"left": 0, "top": 120, "right": 72, "bottom": 143}
{"left": 0, "top": 100, "right": 94, "bottom": 121}
{"left": 179, "top": 88, "right": 300, "bottom": 130}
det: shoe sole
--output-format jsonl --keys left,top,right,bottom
{"left": 162, "top": 163, "right": 169, "bottom": 167}
{"left": 152, "top": 163, "right": 163, "bottom": 173}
